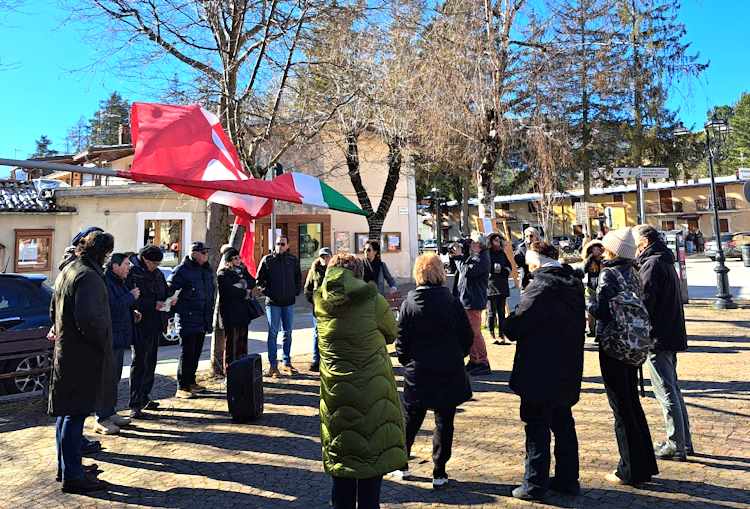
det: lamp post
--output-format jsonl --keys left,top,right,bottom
{"left": 674, "top": 117, "right": 736, "bottom": 309}
{"left": 430, "top": 187, "right": 442, "bottom": 248}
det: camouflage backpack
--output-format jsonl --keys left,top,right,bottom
{"left": 598, "top": 267, "right": 653, "bottom": 366}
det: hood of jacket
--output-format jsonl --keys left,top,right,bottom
{"left": 638, "top": 240, "right": 675, "bottom": 266}
{"left": 319, "top": 266, "right": 376, "bottom": 313}
{"left": 530, "top": 264, "right": 583, "bottom": 296}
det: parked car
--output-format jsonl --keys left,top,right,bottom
{"left": 0, "top": 274, "right": 53, "bottom": 395}
{"left": 421, "top": 239, "right": 438, "bottom": 252}
{"left": 705, "top": 232, "right": 750, "bottom": 260}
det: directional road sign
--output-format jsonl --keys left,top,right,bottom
{"left": 613, "top": 167, "right": 668, "bottom": 179}
{"left": 613, "top": 167, "right": 641, "bottom": 178}
{"left": 739, "top": 168, "right": 750, "bottom": 180}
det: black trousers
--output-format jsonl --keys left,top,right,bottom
{"left": 519, "top": 400, "right": 579, "bottom": 493}
{"left": 486, "top": 295, "right": 507, "bottom": 337}
{"left": 177, "top": 332, "right": 206, "bottom": 389}
{"left": 129, "top": 329, "right": 160, "bottom": 410}
{"left": 404, "top": 401, "right": 456, "bottom": 478}
{"left": 331, "top": 475, "right": 382, "bottom": 509}
{"left": 599, "top": 350, "right": 659, "bottom": 484}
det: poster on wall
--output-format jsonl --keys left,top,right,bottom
{"left": 354, "top": 233, "right": 369, "bottom": 253}
{"left": 383, "top": 232, "right": 402, "bottom": 252}
{"left": 334, "top": 231, "right": 352, "bottom": 253}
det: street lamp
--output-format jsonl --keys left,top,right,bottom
{"left": 674, "top": 117, "right": 736, "bottom": 309}
{"left": 430, "top": 187, "right": 442, "bottom": 248}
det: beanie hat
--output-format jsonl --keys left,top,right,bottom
{"left": 140, "top": 245, "right": 164, "bottom": 262}
{"left": 601, "top": 227, "right": 637, "bottom": 260}
{"left": 223, "top": 247, "right": 240, "bottom": 263}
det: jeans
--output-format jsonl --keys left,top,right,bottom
{"left": 56, "top": 415, "right": 86, "bottom": 481}
{"left": 485, "top": 295, "right": 506, "bottom": 338}
{"left": 331, "top": 475, "right": 383, "bottom": 509}
{"left": 97, "top": 347, "right": 126, "bottom": 422}
{"left": 224, "top": 324, "right": 249, "bottom": 373}
{"left": 130, "top": 329, "right": 160, "bottom": 409}
{"left": 312, "top": 313, "right": 320, "bottom": 364}
{"left": 466, "top": 309, "right": 489, "bottom": 365}
{"left": 519, "top": 400, "right": 579, "bottom": 494}
{"left": 177, "top": 332, "right": 206, "bottom": 389}
{"left": 646, "top": 351, "right": 693, "bottom": 453}
{"left": 266, "top": 304, "right": 294, "bottom": 367}
{"left": 404, "top": 402, "right": 456, "bottom": 478}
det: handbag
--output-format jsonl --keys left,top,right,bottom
{"left": 247, "top": 297, "right": 264, "bottom": 321}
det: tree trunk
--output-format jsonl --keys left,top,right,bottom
{"left": 477, "top": 110, "right": 499, "bottom": 218}
{"left": 205, "top": 202, "right": 231, "bottom": 377}
{"left": 461, "top": 174, "right": 470, "bottom": 235}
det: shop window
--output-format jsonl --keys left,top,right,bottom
{"left": 14, "top": 229, "right": 53, "bottom": 272}
{"left": 298, "top": 223, "right": 323, "bottom": 270}
{"left": 143, "top": 219, "right": 184, "bottom": 267}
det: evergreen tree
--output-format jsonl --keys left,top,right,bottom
{"left": 88, "top": 91, "right": 130, "bottom": 145}
{"left": 31, "top": 135, "right": 58, "bottom": 158}
{"left": 729, "top": 93, "right": 750, "bottom": 168}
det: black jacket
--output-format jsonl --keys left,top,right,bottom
{"left": 217, "top": 266, "right": 257, "bottom": 328}
{"left": 105, "top": 270, "right": 136, "bottom": 350}
{"left": 637, "top": 241, "right": 687, "bottom": 352}
{"left": 304, "top": 258, "right": 327, "bottom": 304}
{"left": 487, "top": 248, "right": 512, "bottom": 297}
{"left": 588, "top": 258, "right": 639, "bottom": 338}
{"left": 396, "top": 285, "right": 473, "bottom": 409}
{"left": 257, "top": 252, "right": 302, "bottom": 307}
{"left": 514, "top": 242, "right": 532, "bottom": 289}
{"left": 48, "top": 255, "right": 115, "bottom": 416}
{"left": 583, "top": 256, "right": 602, "bottom": 292}
{"left": 502, "top": 264, "right": 585, "bottom": 406}
{"left": 455, "top": 249, "right": 490, "bottom": 310}
{"left": 126, "top": 254, "right": 169, "bottom": 335}
{"left": 170, "top": 256, "right": 216, "bottom": 334}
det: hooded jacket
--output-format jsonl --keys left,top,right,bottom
{"left": 637, "top": 240, "right": 687, "bottom": 352}
{"left": 170, "top": 256, "right": 216, "bottom": 334}
{"left": 502, "top": 264, "right": 585, "bottom": 406}
{"left": 313, "top": 267, "right": 407, "bottom": 478}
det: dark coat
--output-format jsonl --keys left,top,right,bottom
{"left": 637, "top": 241, "right": 687, "bottom": 352}
{"left": 396, "top": 285, "right": 473, "bottom": 409}
{"left": 588, "top": 258, "right": 639, "bottom": 337}
{"left": 363, "top": 258, "right": 397, "bottom": 295}
{"left": 514, "top": 242, "right": 532, "bottom": 289}
{"left": 170, "top": 256, "right": 216, "bottom": 334}
{"left": 455, "top": 249, "right": 490, "bottom": 310}
{"left": 487, "top": 248, "right": 512, "bottom": 297}
{"left": 217, "top": 266, "right": 257, "bottom": 328}
{"left": 256, "top": 252, "right": 302, "bottom": 307}
{"left": 105, "top": 270, "right": 136, "bottom": 350}
{"left": 583, "top": 256, "right": 602, "bottom": 292}
{"left": 502, "top": 264, "right": 585, "bottom": 406}
{"left": 126, "top": 254, "right": 168, "bottom": 335}
{"left": 304, "top": 257, "right": 327, "bottom": 304}
{"left": 48, "top": 255, "right": 115, "bottom": 416}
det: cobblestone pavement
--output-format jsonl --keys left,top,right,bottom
{"left": 1, "top": 300, "right": 749, "bottom": 508}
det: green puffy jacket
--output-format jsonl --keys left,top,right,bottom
{"left": 314, "top": 266, "right": 407, "bottom": 478}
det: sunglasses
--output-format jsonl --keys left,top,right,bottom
{"left": 365, "top": 247, "right": 373, "bottom": 252}
{"left": 276, "top": 242, "right": 286, "bottom": 246}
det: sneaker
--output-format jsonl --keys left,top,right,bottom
{"left": 175, "top": 388, "right": 195, "bottom": 399}
{"left": 282, "top": 364, "right": 299, "bottom": 376}
{"left": 432, "top": 476, "right": 449, "bottom": 489}
{"left": 190, "top": 383, "right": 207, "bottom": 394}
{"left": 549, "top": 477, "right": 581, "bottom": 496}
{"left": 389, "top": 469, "right": 412, "bottom": 481}
{"left": 266, "top": 366, "right": 281, "bottom": 378}
{"left": 309, "top": 362, "right": 320, "bottom": 372}
{"left": 109, "top": 414, "right": 131, "bottom": 427}
{"left": 468, "top": 363, "right": 491, "bottom": 376}
{"left": 61, "top": 475, "right": 107, "bottom": 494}
{"left": 654, "top": 442, "right": 686, "bottom": 461}
{"left": 604, "top": 471, "right": 626, "bottom": 485}
{"left": 144, "top": 400, "right": 160, "bottom": 410}
{"left": 57, "top": 464, "right": 100, "bottom": 482}
{"left": 92, "top": 420, "right": 120, "bottom": 435}
{"left": 512, "top": 485, "right": 544, "bottom": 500}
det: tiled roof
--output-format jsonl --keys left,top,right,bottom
{"left": 0, "top": 180, "right": 76, "bottom": 213}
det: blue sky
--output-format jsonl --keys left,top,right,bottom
{"left": 1, "top": 0, "right": 748, "bottom": 178}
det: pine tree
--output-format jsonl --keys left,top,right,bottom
{"left": 31, "top": 135, "right": 58, "bottom": 158}
{"left": 88, "top": 92, "right": 130, "bottom": 145}
{"left": 729, "top": 93, "right": 750, "bottom": 168}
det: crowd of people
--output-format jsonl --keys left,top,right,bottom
{"left": 47, "top": 224, "right": 692, "bottom": 508}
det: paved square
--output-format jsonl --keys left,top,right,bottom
{"left": 1, "top": 300, "right": 749, "bottom": 508}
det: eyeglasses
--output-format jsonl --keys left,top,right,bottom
{"left": 365, "top": 248, "right": 373, "bottom": 253}
{"left": 276, "top": 242, "right": 286, "bottom": 246}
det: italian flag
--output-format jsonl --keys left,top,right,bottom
{"left": 277, "top": 172, "right": 368, "bottom": 216}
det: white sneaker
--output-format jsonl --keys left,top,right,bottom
{"left": 109, "top": 414, "right": 131, "bottom": 427}
{"left": 175, "top": 389, "right": 195, "bottom": 399}
{"left": 93, "top": 419, "right": 120, "bottom": 435}
{"left": 432, "top": 476, "right": 449, "bottom": 489}
{"left": 389, "top": 469, "right": 412, "bottom": 481}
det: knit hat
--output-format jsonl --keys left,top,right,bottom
{"left": 139, "top": 245, "right": 164, "bottom": 262}
{"left": 601, "top": 227, "right": 637, "bottom": 260}
{"left": 223, "top": 247, "right": 240, "bottom": 263}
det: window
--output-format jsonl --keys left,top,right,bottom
{"left": 612, "top": 193, "right": 624, "bottom": 203}
{"left": 527, "top": 201, "right": 538, "bottom": 213}
{"left": 0, "top": 279, "right": 34, "bottom": 312}
{"left": 720, "top": 219, "right": 729, "bottom": 233}
{"left": 14, "top": 229, "right": 53, "bottom": 272}
{"left": 661, "top": 220, "right": 675, "bottom": 231}
{"left": 143, "top": 219, "right": 184, "bottom": 268}
{"left": 659, "top": 190, "right": 674, "bottom": 213}
{"left": 355, "top": 233, "right": 370, "bottom": 253}
{"left": 298, "top": 223, "right": 323, "bottom": 271}
{"left": 570, "top": 196, "right": 581, "bottom": 205}
{"left": 500, "top": 202, "right": 511, "bottom": 211}
{"left": 382, "top": 232, "right": 402, "bottom": 253}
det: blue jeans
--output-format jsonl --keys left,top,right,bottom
{"left": 312, "top": 313, "right": 320, "bottom": 364}
{"left": 56, "top": 415, "right": 86, "bottom": 481}
{"left": 646, "top": 351, "right": 693, "bottom": 452}
{"left": 266, "top": 304, "right": 294, "bottom": 367}
{"left": 96, "top": 347, "right": 126, "bottom": 422}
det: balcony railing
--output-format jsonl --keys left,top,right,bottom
{"left": 646, "top": 201, "right": 684, "bottom": 213}
{"left": 695, "top": 197, "right": 736, "bottom": 211}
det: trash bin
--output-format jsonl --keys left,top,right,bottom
{"left": 742, "top": 244, "right": 750, "bottom": 267}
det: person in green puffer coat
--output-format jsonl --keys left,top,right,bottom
{"left": 313, "top": 253, "right": 407, "bottom": 509}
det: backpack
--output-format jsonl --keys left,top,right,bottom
{"left": 598, "top": 267, "right": 653, "bottom": 366}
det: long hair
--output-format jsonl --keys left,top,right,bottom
{"left": 363, "top": 240, "right": 381, "bottom": 262}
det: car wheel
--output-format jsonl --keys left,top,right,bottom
{"left": 709, "top": 256, "right": 716, "bottom": 261}
{"left": 3, "top": 352, "right": 52, "bottom": 395}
